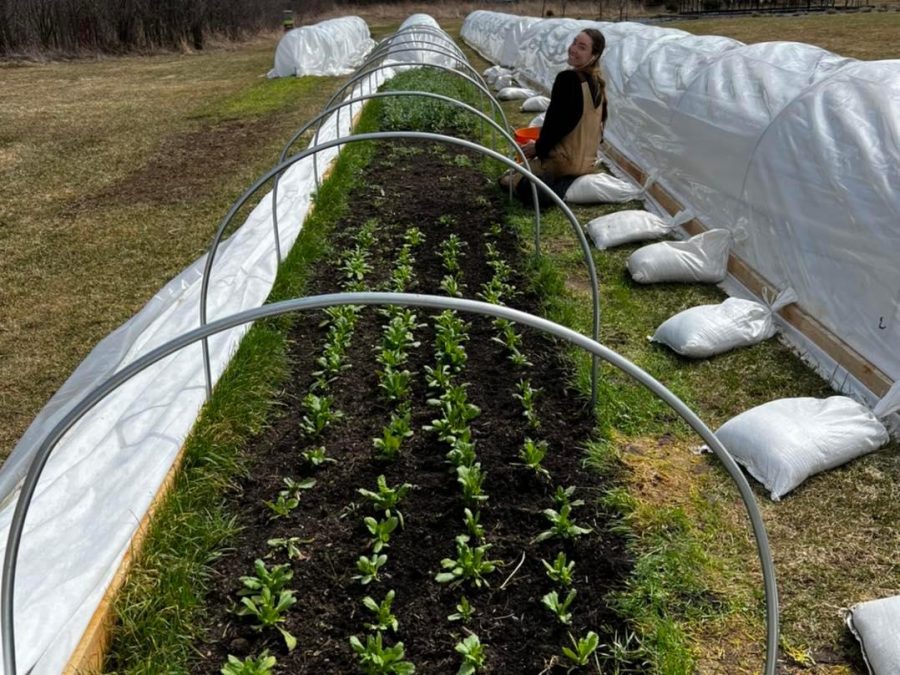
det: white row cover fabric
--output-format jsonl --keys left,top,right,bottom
{"left": 0, "top": 65, "right": 397, "bottom": 675}
{"left": 847, "top": 595, "right": 900, "bottom": 675}
{"left": 461, "top": 11, "right": 900, "bottom": 413}
{"left": 521, "top": 95, "right": 550, "bottom": 112}
{"left": 384, "top": 14, "right": 462, "bottom": 67}
{"left": 268, "top": 16, "right": 374, "bottom": 78}
{"left": 460, "top": 10, "right": 539, "bottom": 67}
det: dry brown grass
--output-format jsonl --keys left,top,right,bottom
{"left": 0, "top": 34, "right": 344, "bottom": 460}
{"left": 669, "top": 11, "right": 900, "bottom": 60}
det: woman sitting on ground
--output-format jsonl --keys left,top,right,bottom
{"left": 503, "top": 28, "right": 608, "bottom": 206}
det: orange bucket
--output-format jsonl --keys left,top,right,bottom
{"left": 513, "top": 126, "right": 540, "bottom": 145}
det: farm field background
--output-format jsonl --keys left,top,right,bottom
{"left": 1, "top": 6, "right": 898, "bottom": 673}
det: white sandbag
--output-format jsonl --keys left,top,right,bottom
{"left": 482, "top": 65, "right": 507, "bottom": 83}
{"left": 652, "top": 288, "right": 797, "bottom": 358}
{"left": 714, "top": 396, "right": 890, "bottom": 500}
{"left": 627, "top": 229, "right": 731, "bottom": 284}
{"left": 528, "top": 113, "right": 545, "bottom": 128}
{"left": 847, "top": 595, "right": 900, "bottom": 675}
{"left": 586, "top": 208, "right": 694, "bottom": 250}
{"left": 565, "top": 170, "right": 655, "bottom": 204}
{"left": 520, "top": 95, "right": 551, "bottom": 112}
{"left": 493, "top": 74, "right": 515, "bottom": 90}
{"left": 497, "top": 86, "right": 537, "bottom": 100}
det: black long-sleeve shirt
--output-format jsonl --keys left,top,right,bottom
{"left": 535, "top": 70, "right": 602, "bottom": 160}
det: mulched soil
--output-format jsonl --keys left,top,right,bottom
{"left": 191, "top": 140, "right": 633, "bottom": 673}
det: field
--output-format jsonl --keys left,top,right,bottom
{"left": 1, "top": 7, "right": 898, "bottom": 674}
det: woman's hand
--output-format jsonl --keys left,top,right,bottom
{"left": 521, "top": 140, "right": 537, "bottom": 160}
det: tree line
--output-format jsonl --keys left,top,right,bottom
{"left": 0, "top": 0, "right": 292, "bottom": 55}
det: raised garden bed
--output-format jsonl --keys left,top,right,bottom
{"left": 189, "top": 139, "right": 635, "bottom": 673}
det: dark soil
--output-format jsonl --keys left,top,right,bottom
{"left": 191, "top": 141, "right": 633, "bottom": 673}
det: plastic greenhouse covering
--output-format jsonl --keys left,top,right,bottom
{"left": 268, "top": 16, "right": 374, "bottom": 77}
{"left": 0, "top": 19, "right": 434, "bottom": 664}
{"left": 462, "top": 11, "right": 900, "bottom": 416}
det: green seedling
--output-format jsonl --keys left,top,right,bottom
{"left": 349, "top": 633, "right": 415, "bottom": 675}
{"left": 424, "top": 364, "right": 453, "bottom": 391}
{"left": 378, "top": 366, "right": 413, "bottom": 403}
{"left": 373, "top": 408, "right": 413, "bottom": 461}
{"left": 264, "top": 491, "right": 298, "bottom": 518}
{"left": 365, "top": 515, "right": 399, "bottom": 553}
{"left": 519, "top": 438, "right": 550, "bottom": 479}
{"left": 435, "top": 535, "right": 501, "bottom": 588}
{"left": 236, "top": 560, "right": 297, "bottom": 650}
{"left": 438, "top": 214, "right": 456, "bottom": 227}
{"left": 404, "top": 226, "right": 424, "bottom": 247}
{"left": 300, "top": 393, "right": 343, "bottom": 437}
{"left": 463, "top": 508, "right": 485, "bottom": 542}
{"left": 514, "top": 379, "right": 541, "bottom": 430}
{"left": 446, "top": 431, "right": 477, "bottom": 468}
{"left": 358, "top": 475, "right": 413, "bottom": 526}
{"left": 562, "top": 631, "right": 600, "bottom": 668}
{"left": 221, "top": 650, "right": 277, "bottom": 675}
{"left": 340, "top": 245, "right": 372, "bottom": 283}
{"left": 440, "top": 274, "right": 463, "bottom": 298}
{"left": 457, "top": 463, "right": 488, "bottom": 506}
{"left": 455, "top": 633, "right": 486, "bottom": 675}
{"left": 542, "top": 551, "right": 576, "bottom": 587}
{"left": 354, "top": 553, "right": 388, "bottom": 585}
{"left": 541, "top": 589, "right": 577, "bottom": 625}
{"left": 447, "top": 595, "right": 475, "bottom": 623}
{"left": 302, "top": 446, "right": 335, "bottom": 467}
{"left": 553, "top": 485, "right": 585, "bottom": 508}
{"left": 534, "top": 503, "right": 593, "bottom": 543}
{"left": 362, "top": 589, "right": 399, "bottom": 632}
{"left": 266, "top": 536, "right": 311, "bottom": 561}
{"left": 282, "top": 476, "right": 316, "bottom": 494}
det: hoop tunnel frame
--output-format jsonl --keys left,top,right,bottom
{"left": 0, "top": 293, "right": 779, "bottom": 675}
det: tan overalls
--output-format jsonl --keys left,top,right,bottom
{"left": 525, "top": 78, "right": 604, "bottom": 182}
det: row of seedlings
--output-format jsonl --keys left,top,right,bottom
{"left": 426, "top": 227, "right": 497, "bottom": 674}
{"left": 484, "top": 222, "right": 604, "bottom": 670}
{"left": 221, "top": 223, "right": 379, "bottom": 674}
{"left": 348, "top": 225, "right": 427, "bottom": 673}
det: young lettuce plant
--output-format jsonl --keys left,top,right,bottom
{"left": 358, "top": 475, "right": 413, "bottom": 526}
{"left": 514, "top": 379, "right": 541, "bottom": 430}
{"left": 236, "top": 560, "right": 298, "bottom": 651}
{"left": 447, "top": 595, "right": 475, "bottom": 623}
{"left": 266, "top": 536, "right": 310, "bottom": 562}
{"left": 263, "top": 490, "right": 298, "bottom": 519}
{"left": 456, "top": 464, "right": 488, "bottom": 506}
{"left": 553, "top": 485, "right": 585, "bottom": 508}
{"left": 445, "top": 429, "right": 477, "bottom": 468}
{"left": 455, "top": 633, "right": 486, "bottom": 675}
{"left": 365, "top": 515, "right": 399, "bottom": 553}
{"left": 435, "top": 535, "right": 501, "bottom": 588}
{"left": 300, "top": 392, "right": 343, "bottom": 438}
{"left": 220, "top": 651, "right": 277, "bottom": 675}
{"left": 534, "top": 503, "right": 593, "bottom": 543}
{"left": 302, "top": 445, "right": 336, "bottom": 468}
{"left": 562, "top": 631, "right": 600, "bottom": 668}
{"left": 362, "top": 589, "right": 399, "bottom": 632}
{"left": 518, "top": 438, "right": 550, "bottom": 479}
{"left": 373, "top": 407, "right": 413, "bottom": 461}
{"left": 354, "top": 553, "right": 388, "bottom": 585}
{"left": 542, "top": 551, "right": 575, "bottom": 587}
{"left": 462, "top": 508, "right": 485, "bottom": 542}
{"left": 541, "top": 589, "right": 577, "bottom": 625}
{"left": 378, "top": 365, "right": 414, "bottom": 403}
{"left": 349, "top": 633, "right": 415, "bottom": 675}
